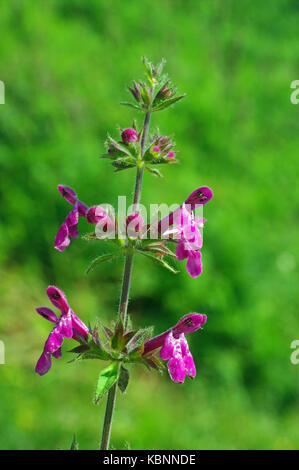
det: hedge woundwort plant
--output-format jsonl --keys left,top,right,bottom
{"left": 35, "top": 58, "right": 213, "bottom": 450}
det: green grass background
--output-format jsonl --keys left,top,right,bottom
{"left": 0, "top": 0, "right": 298, "bottom": 450}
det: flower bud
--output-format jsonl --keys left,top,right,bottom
{"left": 57, "top": 185, "right": 77, "bottom": 205}
{"left": 126, "top": 213, "right": 143, "bottom": 237}
{"left": 87, "top": 206, "right": 108, "bottom": 225}
{"left": 121, "top": 128, "right": 138, "bottom": 144}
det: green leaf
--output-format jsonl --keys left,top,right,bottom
{"left": 81, "top": 349, "right": 111, "bottom": 360}
{"left": 120, "top": 101, "right": 142, "bottom": 111}
{"left": 111, "top": 158, "right": 136, "bottom": 170}
{"left": 107, "top": 134, "right": 132, "bottom": 156}
{"left": 81, "top": 231, "right": 98, "bottom": 241}
{"left": 68, "top": 344, "right": 89, "bottom": 354}
{"left": 70, "top": 434, "right": 79, "bottom": 450}
{"left": 144, "top": 166, "right": 163, "bottom": 178}
{"left": 118, "top": 365, "right": 130, "bottom": 393}
{"left": 143, "top": 242, "right": 176, "bottom": 258}
{"left": 152, "top": 94, "right": 186, "bottom": 112}
{"left": 136, "top": 251, "right": 179, "bottom": 274}
{"left": 86, "top": 252, "right": 121, "bottom": 274}
{"left": 94, "top": 362, "right": 119, "bottom": 404}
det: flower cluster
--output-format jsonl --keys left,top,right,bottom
{"left": 35, "top": 58, "right": 213, "bottom": 407}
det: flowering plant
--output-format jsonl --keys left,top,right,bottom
{"left": 35, "top": 58, "right": 213, "bottom": 449}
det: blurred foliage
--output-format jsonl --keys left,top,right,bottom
{"left": 0, "top": 0, "right": 298, "bottom": 450}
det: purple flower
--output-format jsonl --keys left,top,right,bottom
{"left": 163, "top": 204, "right": 205, "bottom": 278}
{"left": 185, "top": 186, "right": 213, "bottom": 207}
{"left": 55, "top": 186, "right": 113, "bottom": 251}
{"left": 155, "top": 187, "right": 213, "bottom": 278}
{"left": 143, "top": 313, "right": 207, "bottom": 383}
{"left": 152, "top": 146, "right": 161, "bottom": 153}
{"left": 35, "top": 286, "right": 89, "bottom": 376}
{"left": 157, "top": 186, "right": 213, "bottom": 234}
{"left": 55, "top": 185, "right": 89, "bottom": 252}
{"left": 121, "top": 128, "right": 138, "bottom": 143}
{"left": 160, "top": 332, "right": 196, "bottom": 383}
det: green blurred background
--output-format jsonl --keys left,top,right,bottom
{"left": 0, "top": 0, "right": 298, "bottom": 450}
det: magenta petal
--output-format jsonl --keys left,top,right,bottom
{"left": 126, "top": 213, "right": 144, "bottom": 237}
{"left": 58, "top": 311, "right": 73, "bottom": 338}
{"left": 186, "top": 251, "right": 202, "bottom": 278}
{"left": 57, "top": 185, "right": 78, "bottom": 205}
{"left": 87, "top": 206, "right": 107, "bottom": 224}
{"left": 52, "top": 347, "right": 62, "bottom": 359}
{"left": 175, "top": 241, "right": 189, "bottom": 261}
{"left": 71, "top": 312, "right": 89, "bottom": 341}
{"left": 159, "top": 332, "right": 175, "bottom": 360}
{"left": 172, "top": 313, "right": 207, "bottom": 335}
{"left": 54, "top": 222, "right": 70, "bottom": 252}
{"left": 65, "top": 208, "right": 79, "bottom": 238}
{"left": 36, "top": 307, "right": 58, "bottom": 323}
{"left": 44, "top": 327, "right": 64, "bottom": 353}
{"left": 183, "top": 354, "right": 196, "bottom": 379}
{"left": 76, "top": 200, "right": 89, "bottom": 218}
{"left": 47, "top": 286, "right": 69, "bottom": 314}
{"left": 183, "top": 225, "right": 202, "bottom": 250}
{"left": 185, "top": 186, "right": 213, "bottom": 207}
{"left": 35, "top": 351, "right": 52, "bottom": 376}
{"left": 168, "top": 356, "right": 186, "bottom": 383}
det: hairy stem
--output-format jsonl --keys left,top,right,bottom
{"left": 99, "top": 109, "right": 152, "bottom": 450}
{"left": 99, "top": 381, "right": 117, "bottom": 450}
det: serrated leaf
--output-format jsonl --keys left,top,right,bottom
{"left": 94, "top": 362, "right": 119, "bottom": 404}
{"left": 136, "top": 251, "right": 178, "bottom": 274}
{"left": 118, "top": 365, "right": 130, "bottom": 393}
{"left": 70, "top": 434, "right": 79, "bottom": 450}
{"left": 153, "top": 94, "right": 186, "bottom": 112}
{"left": 86, "top": 252, "right": 121, "bottom": 274}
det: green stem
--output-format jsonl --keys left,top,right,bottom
{"left": 99, "top": 109, "right": 152, "bottom": 450}
{"left": 99, "top": 381, "right": 117, "bottom": 450}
